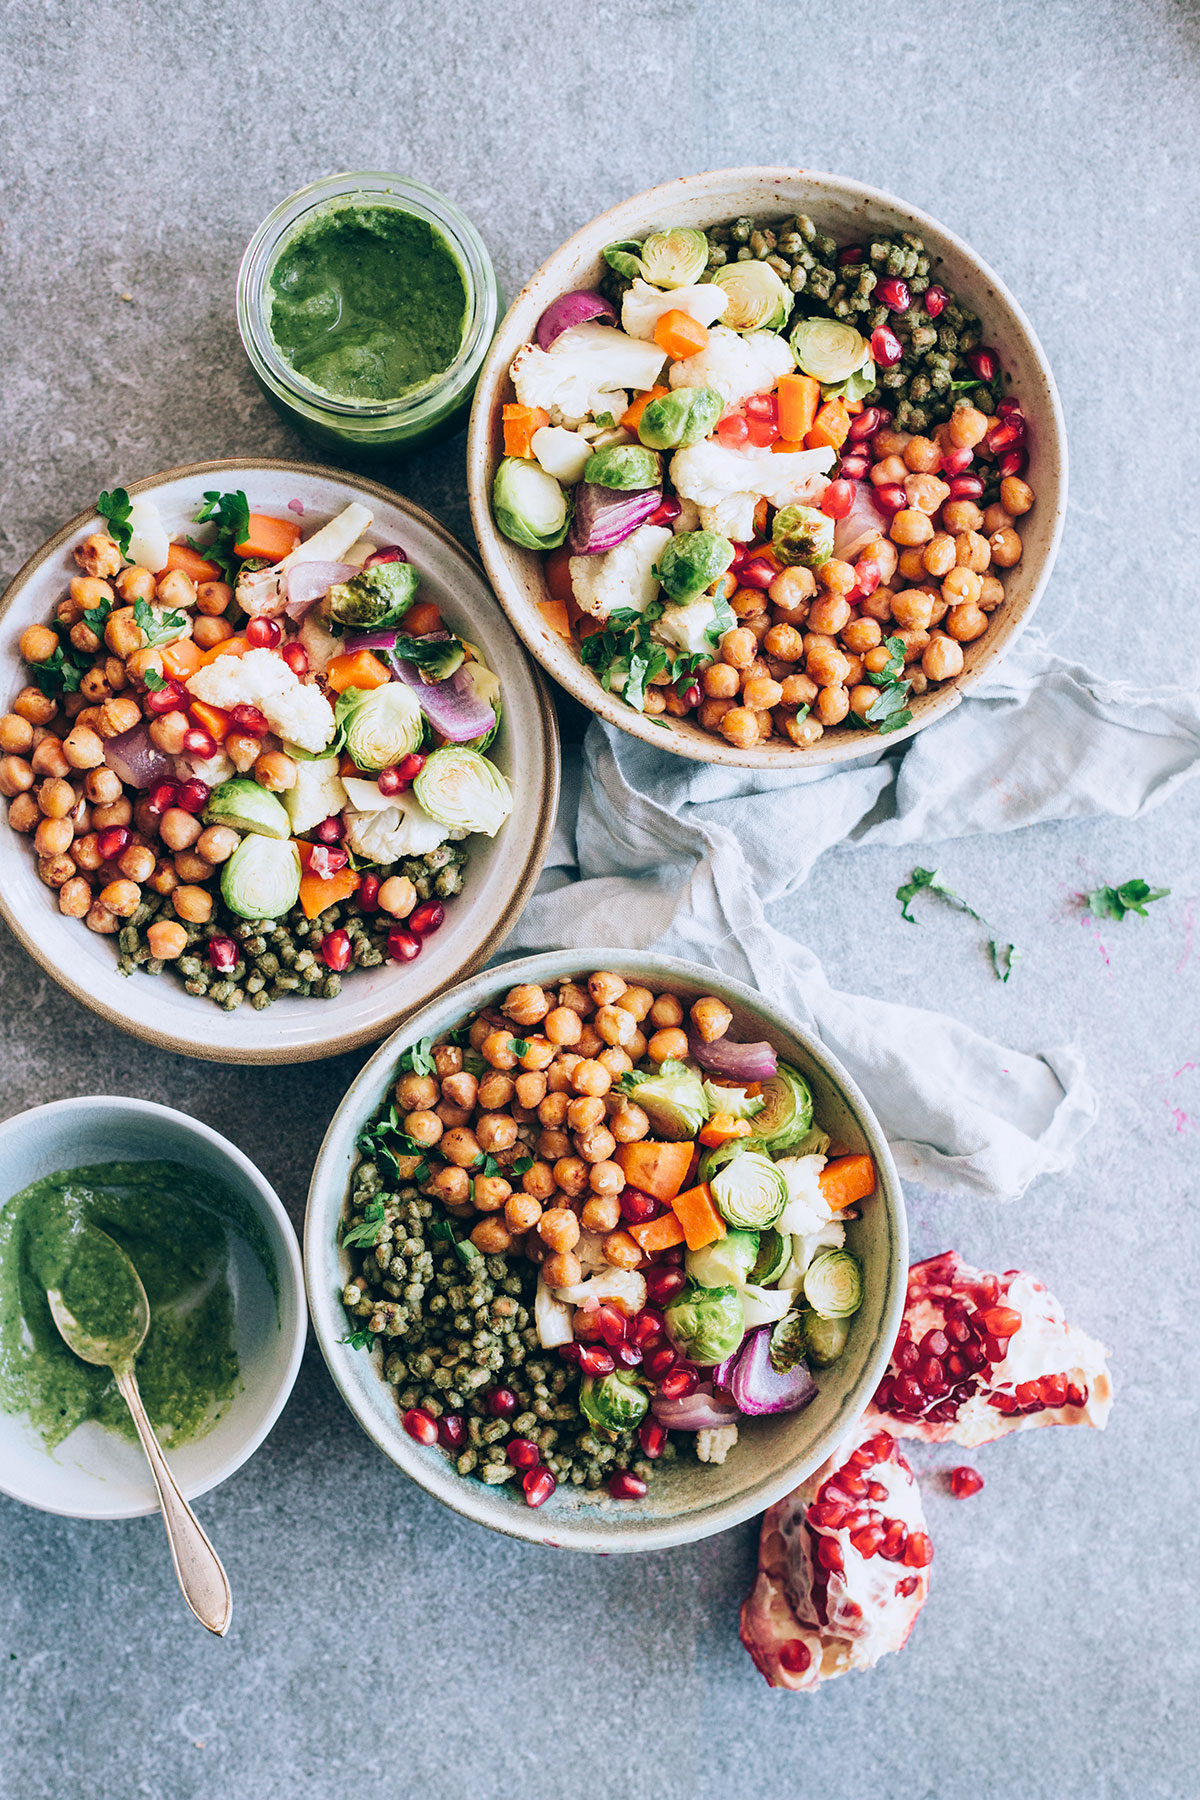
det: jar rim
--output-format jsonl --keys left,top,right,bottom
{"left": 237, "top": 172, "right": 498, "bottom": 428}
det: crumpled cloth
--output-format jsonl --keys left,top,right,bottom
{"left": 500, "top": 632, "right": 1200, "bottom": 1202}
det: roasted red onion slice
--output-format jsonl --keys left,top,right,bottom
{"left": 102, "top": 721, "right": 173, "bottom": 791}
{"left": 650, "top": 1384, "right": 740, "bottom": 1431}
{"left": 729, "top": 1328, "right": 817, "bottom": 1416}
{"left": 536, "top": 289, "right": 617, "bottom": 350}
{"left": 687, "top": 1030, "right": 778, "bottom": 1083}
{"left": 568, "top": 483, "right": 663, "bottom": 555}
{"left": 283, "top": 560, "right": 358, "bottom": 619}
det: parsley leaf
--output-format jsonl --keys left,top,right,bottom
{"left": 512, "top": 1156, "right": 535, "bottom": 1176}
{"left": 82, "top": 595, "right": 112, "bottom": 636}
{"left": 399, "top": 1036, "right": 436, "bottom": 1077}
{"left": 429, "top": 1215, "right": 482, "bottom": 1266}
{"left": 848, "top": 635, "right": 913, "bottom": 736}
{"left": 143, "top": 668, "right": 168, "bottom": 692}
{"left": 867, "top": 635, "right": 906, "bottom": 687}
{"left": 508, "top": 1038, "right": 531, "bottom": 1058}
{"left": 1085, "top": 880, "right": 1171, "bottom": 922}
{"left": 989, "top": 940, "right": 1022, "bottom": 983}
{"left": 342, "top": 1198, "right": 387, "bottom": 1249}
{"left": 341, "top": 1326, "right": 375, "bottom": 1351}
{"left": 192, "top": 489, "right": 251, "bottom": 585}
{"left": 97, "top": 488, "right": 133, "bottom": 557}
{"left": 29, "top": 621, "right": 90, "bottom": 695}
{"left": 897, "top": 866, "right": 1018, "bottom": 982}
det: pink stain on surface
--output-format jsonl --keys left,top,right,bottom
{"left": 1174, "top": 1061, "right": 1197, "bottom": 1079}
{"left": 288, "top": 497, "right": 305, "bottom": 515}
{"left": 1167, "top": 1107, "right": 1190, "bottom": 1134}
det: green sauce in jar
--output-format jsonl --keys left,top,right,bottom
{"left": 267, "top": 203, "right": 470, "bottom": 405}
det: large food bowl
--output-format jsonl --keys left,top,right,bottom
{"left": 305, "top": 950, "right": 908, "bottom": 1553}
{"left": 467, "top": 167, "right": 1067, "bottom": 768}
{"left": 0, "top": 460, "right": 560, "bottom": 1062}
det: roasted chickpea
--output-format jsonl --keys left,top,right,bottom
{"left": 96, "top": 878, "right": 139, "bottom": 918}
{"left": 394, "top": 1073, "right": 437, "bottom": 1112}
{"left": 571, "top": 1058, "right": 612, "bottom": 1098}
{"left": 543, "top": 1005, "right": 583, "bottom": 1048}
{"left": 377, "top": 874, "right": 416, "bottom": 917}
{"left": 871, "top": 453, "right": 908, "bottom": 485}
{"left": 649, "top": 993, "right": 683, "bottom": 1029}
{"left": 38, "top": 852, "right": 76, "bottom": 887}
{"left": 602, "top": 1229, "right": 642, "bottom": 1271}
{"left": 73, "top": 831, "right": 103, "bottom": 870}
{"left": 195, "top": 580, "right": 232, "bottom": 616}
{"left": 194, "top": 825, "right": 238, "bottom": 866}
{"left": 78, "top": 667, "right": 111, "bottom": 704}
{"left": 156, "top": 568, "right": 196, "bottom": 611}
{"left": 648, "top": 1026, "right": 689, "bottom": 1063}
{"left": 147, "top": 859, "right": 178, "bottom": 896}
{"left": 691, "top": 996, "right": 732, "bottom": 1043}
{"left": 144, "top": 709, "right": 187, "bottom": 756}
{"left": 254, "top": 750, "right": 297, "bottom": 792}
{"left": 593, "top": 1004, "right": 635, "bottom": 1050}
{"left": 84, "top": 900, "right": 119, "bottom": 934}
{"left": 805, "top": 637, "right": 851, "bottom": 688}
{"left": 400, "top": 1109, "right": 443, "bottom": 1149}
{"left": 473, "top": 1175, "right": 512, "bottom": 1212}
{"left": 67, "top": 617, "right": 102, "bottom": 657}
{"left": 0, "top": 755, "right": 35, "bottom": 798}
{"left": 481, "top": 1030, "right": 518, "bottom": 1070}
{"left": 922, "top": 634, "right": 965, "bottom": 682}
{"left": 552, "top": 1156, "right": 590, "bottom": 1198}
{"left": 719, "top": 705, "right": 762, "bottom": 748}
{"left": 776, "top": 672, "right": 816, "bottom": 711}
{"left": 503, "top": 982, "right": 551, "bottom": 1026}
{"left": 609, "top": 1101, "right": 650, "bottom": 1145}
{"left": 432, "top": 1165, "right": 471, "bottom": 1207}
{"left": 436, "top": 1071, "right": 475, "bottom": 1113}
{"left": 191, "top": 615, "right": 233, "bottom": 652}
{"left": 538, "top": 1092, "right": 569, "bottom": 1129}
{"left": 538, "top": 1249, "right": 579, "bottom": 1287}
{"left": 579, "top": 1193, "right": 620, "bottom": 1234}
{"left": 999, "top": 476, "right": 1034, "bottom": 516}
{"left": 942, "top": 499, "right": 984, "bottom": 536}
{"left": 30, "top": 736, "right": 70, "bottom": 779}
{"left": 784, "top": 712, "right": 824, "bottom": 748}
{"left": 476, "top": 1071, "right": 515, "bottom": 1111}
{"left": 921, "top": 532, "right": 956, "bottom": 579}
{"left": 956, "top": 530, "right": 991, "bottom": 573}
{"left": 519, "top": 1160, "right": 556, "bottom": 1201}
{"left": 471, "top": 1217, "right": 514, "bottom": 1256}
{"left": 440, "top": 1127, "right": 482, "bottom": 1168}
{"left": 36, "top": 775, "right": 75, "bottom": 819}
{"left": 433, "top": 1044, "right": 463, "bottom": 1078}
{"left": 948, "top": 405, "right": 988, "bottom": 449}
{"left": 698, "top": 697, "right": 734, "bottom": 735}
{"left": 698, "top": 660, "right": 739, "bottom": 700}
{"left": 91, "top": 797, "right": 133, "bottom": 830}
{"left": 567, "top": 1094, "right": 606, "bottom": 1134}
{"left": 225, "top": 730, "right": 261, "bottom": 774}
{"left": 814, "top": 684, "right": 849, "bottom": 727}
{"left": 945, "top": 602, "right": 989, "bottom": 643}
{"left": 889, "top": 508, "right": 935, "bottom": 548}
{"left": 14, "top": 686, "right": 57, "bottom": 727}
{"left": 767, "top": 564, "right": 816, "bottom": 611}
{"left": 57, "top": 875, "right": 93, "bottom": 918}
{"left": 0, "top": 713, "right": 34, "bottom": 755}
{"left": 125, "top": 647, "right": 164, "bottom": 686}
{"left": 74, "top": 533, "right": 122, "bottom": 579}
{"left": 505, "top": 1192, "right": 543, "bottom": 1233}
{"left": 19, "top": 623, "right": 60, "bottom": 664}
{"left": 719, "top": 627, "right": 758, "bottom": 670}
{"left": 145, "top": 919, "right": 187, "bottom": 959}
{"left": 538, "top": 1207, "right": 581, "bottom": 1254}
{"left": 172, "top": 884, "right": 213, "bottom": 924}
{"left": 979, "top": 576, "right": 1006, "bottom": 612}
{"left": 35, "top": 815, "right": 74, "bottom": 857}
{"left": 158, "top": 806, "right": 201, "bottom": 852}
{"left": 902, "top": 435, "right": 941, "bottom": 473}
{"left": 476, "top": 1113, "right": 518, "bottom": 1153}
{"left": 989, "top": 528, "right": 1022, "bottom": 568}
{"left": 7, "top": 792, "right": 39, "bottom": 833}
{"left": 890, "top": 589, "right": 935, "bottom": 631}
{"left": 848, "top": 683, "right": 879, "bottom": 720}
{"left": 114, "top": 565, "right": 156, "bottom": 604}
{"left": 114, "top": 843, "right": 154, "bottom": 884}
{"left": 81, "top": 766, "right": 120, "bottom": 807}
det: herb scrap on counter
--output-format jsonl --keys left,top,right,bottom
{"left": 1085, "top": 880, "right": 1171, "bottom": 922}
{"left": 897, "top": 866, "right": 1019, "bottom": 983}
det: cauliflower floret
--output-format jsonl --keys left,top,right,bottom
{"left": 696, "top": 1424, "right": 739, "bottom": 1465}
{"left": 534, "top": 1277, "right": 574, "bottom": 1349}
{"left": 125, "top": 496, "right": 169, "bottom": 573}
{"left": 668, "top": 325, "right": 794, "bottom": 414}
{"left": 621, "top": 277, "right": 729, "bottom": 342}
{"left": 173, "top": 749, "right": 234, "bottom": 788}
{"left": 531, "top": 425, "right": 592, "bottom": 485}
{"left": 342, "top": 796, "right": 448, "bottom": 863}
{"left": 568, "top": 523, "right": 672, "bottom": 622}
{"left": 698, "top": 493, "right": 759, "bottom": 543}
{"left": 670, "top": 441, "right": 835, "bottom": 543}
{"left": 511, "top": 324, "right": 667, "bottom": 425}
{"left": 775, "top": 1154, "right": 831, "bottom": 1238}
{"left": 186, "top": 648, "right": 336, "bottom": 754}
{"left": 298, "top": 609, "right": 340, "bottom": 675}
{"left": 672, "top": 497, "right": 701, "bottom": 534}
{"left": 651, "top": 594, "right": 722, "bottom": 657}
{"left": 554, "top": 1269, "right": 647, "bottom": 1312}
{"left": 284, "top": 756, "right": 347, "bottom": 834}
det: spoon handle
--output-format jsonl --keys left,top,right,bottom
{"left": 115, "top": 1366, "right": 233, "bottom": 1636}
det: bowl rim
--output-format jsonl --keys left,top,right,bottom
{"left": 303, "top": 947, "right": 909, "bottom": 1553}
{"left": 0, "top": 1093, "right": 308, "bottom": 1520}
{"left": 467, "top": 163, "right": 1069, "bottom": 769}
{"left": 0, "top": 457, "right": 561, "bottom": 1064}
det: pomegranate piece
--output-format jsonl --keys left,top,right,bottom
{"left": 314, "top": 814, "right": 344, "bottom": 844}
{"left": 402, "top": 1407, "right": 437, "bottom": 1446}
{"left": 408, "top": 900, "right": 445, "bottom": 936}
{"left": 96, "top": 826, "right": 131, "bottom": 861}
{"left": 923, "top": 285, "right": 948, "bottom": 318}
{"left": 246, "top": 615, "right": 282, "bottom": 650}
{"left": 320, "top": 928, "right": 352, "bottom": 972}
{"left": 506, "top": 1437, "right": 540, "bottom": 1470}
{"left": 871, "top": 1251, "right": 1113, "bottom": 1447}
{"left": 949, "top": 1465, "right": 985, "bottom": 1499}
{"left": 716, "top": 413, "right": 750, "bottom": 448}
{"left": 738, "top": 557, "right": 776, "bottom": 591}
{"left": 638, "top": 1419, "right": 667, "bottom": 1459}
{"left": 174, "top": 778, "right": 209, "bottom": 815}
{"left": 523, "top": 1465, "right": 556, "bottom": 1508}
{"left": 386, "top": 927, "right": 422, "bottom": 962}
{"left": 647, "top": 495, "right": 682, "bottom": 528}
{"left": 207, "top": 936, "right": 238, "bottom": 974}
{"left": 740, "top": 1417, "right": 930, "bottom": 1692}
{"left": 486, "top": 1386, "right": 517, "bottom": 1418}
{"left": 876, "top": 276, "right": 911, "bottom": 313}
{"left": 228, "top": 703, "right": 269, "bottom": 738}
{"left": 965, "top": 346, "right": 999, "bottom": 384}
{"left": 357, "top": 873, "right": 381, "bottom": 912}
{"left": 608, "top": 1470, "right": 648, "bottom": 1500}
{"left": 871, "top": 324, "right": 903, "bottom": 369}
{"left": 820, "top": 480, "right": 855, "bottom": 521}
{"left": 281, "top": 642, "right": 309, "bottom": 676}
{"left": 437, "top": 1413, "right": 466, "bottom": 1451}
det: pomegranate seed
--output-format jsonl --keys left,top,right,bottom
{"left": 880, "top": 1521, "right": 908, "bottom": 1561}
{"left": 174, "top": 778, "right": 209, "bottom": 815}
{"left": 409, "top": 900, "right": 445, "bottom": 936}
{"left": 895, "top": 1339, "right": 919, "bottom": 1372}
{"left": 386, "top": 928, "right": 422, "bottom": 962}
{"left": 854, "top": 559, "right": 882, "bottom": 596}
{"left": 998, "top": 448, "right": 1028, "bottom": 480}
{"left": 207, "top": 936, "right": 238, "bottom": 973}
{"left": 308, "top": 844, "right": 348, "bottom": 880}
{"left": 744, "top": 393, "right": 778, "bottom": 422}
{"left": 678, "top": 683, "right": 701, "bottom": 711}
{"left": 809, "top": 1500, "right": 849, "bottom": 1529}
{"left": 638, "top": 1419, "right": 667, "bottom": 1459}
{"left": 486, "top": 1387, "right": 517, "bottom": 1418}
{"left": 919, "top": 1329, "right": 950, "bottom": 1359}
{"left": 876, "top": 275, "right": 911, "bottom": 312}
{"left": 987, "top": 420, "right": 1022, "bottom": 455}
{"left": 838, "top": 244, "right": 865, "bottom": 265}
{"left": 596, "top": 1303, "right": 628, "bottom": 1348}
{"left": 922, "top": 285, "right": 947, "bottom": 318}
{"left": 1066, "top": 1382, "right": 1087, "bottom": 1408}
{"left": 1015, "top": 1380, "right": 1041, "bottom": 1408}
{"left": 321, "top": 928, "right": 352, "bottom": 972}
{"left": 281, "top": 642, "right": 309, "bottom": 676}
{"left": 143, "top": 678, "right": 187, "bottom": 715}
{"left": 779, "top": 1638, "right": 812, "bottom": 1674}
{"left": 965, "top": 346, "right": 999, "bottom": 383}
{"left": 644, "top": 1344, "right": 677, "bottom": 1379}
{"left": 394, "top": 752, "right": 426, "bottom": 783}
{"left": 866, "top": 1480, "right": 888, "bottom": 1502}
{"left": 945, "top": 1316, "right": 972, "bottom": 1345}
{"left": 644, "top": 1266, "right": 686, "bottom": 1306}
{"left": 620, "top": 1190, "right": 658, "bottom": 1225}
{"left": 916, "top": 1355, "right": 948, "bottom": 1394}
{"left": 647, "top": 495, "right": 682, "bottom": 528}
{"left": 873, "top": 482, "right": 907, "bottom": 516}
{"left": 578, "top": 1346, "right": 615, "bottom": 1377}
{"left": 377, "top": 765, "right": 411, "bottom": 797}
{"left": 745, "top": 416, "right": 779, "bottom": 448}
{"left": 975, "top": 1275, "right": 1000, "bottom": 1307}
{"left": 871, "top": 324, "right": 903, "bottom": 368}
{"left": 949, "top": 1465, "right": 984, "bottom": 1498}
{"left": 632, "top": 1308, "right": 665, "bottom": 1347}
{"left": 609, "top": 1470, "right": 648, "bottom": 1500}
{"left": 739, "top": 556, "right": 776, "bottom": 590}
{"left": 927, "top": 1399, "right": 959, "bottom": 1422}
{"left": 847, "top": 405, "right": 882, "bottom": 442}
{"left": 895, "top": 1575, "right": 920, "bottom": 1598}
{"left": 357, "top": 873, "right": 381, "bottom": 912}
{"left": 363, "top": 544, "right": 407, "bottom": 566}
{"left": 661, "top": 1245, "right": 684, "bottom": 1265}
{"left": 96, "top": 825, "right": 131, "bottom": 860}
{"left": 506, "top": 1437, "right": 540, "bottom": 1470}
{"left": 838, "top": 453, "right": 869, "bottom": 480}
{"left": 940, "top": 445, "right": 974, "bottom": 476}
{"left": 816, "top": 1536, "right": 844, "bottom": 1573}
{"left": 947, "top": 474, "right": 984, "bottom": 501}
{"left": 868, "top": 1432, "right": 894, "bottom": 1462}
{"left": 904, "top": 1531, "right": 933, "bottom": 1568}
{"left": 891, "top": 1374, "right": 925, "bottom": 1410}
{"left": 820, "top": 479, "right": 855, "bottom": 521}
{"left": 182, "top": 726, "right": 217, "bottom": 760}
{"left": 716, "top": 413, "right": 750, "bottom": 448}
{"left": 246, "top": 616, "right": 282, "bottom": 649}
{"left": 850, "top": 1524, "right": 885, "bottom": 1559}
{"left": 839, "top": 1470, "right": 868, "bottom": 1499}
{"left": 557, "top": 1340, "right": 583, "bottom": 1362}
{"left": 613, "top": 1342, "right": 642, "bottom": 1368}
{"left": 437, "top": 1413, "right": 466, "bottom": 1450}
{"left": 728, "top": 541, "right": 749, "bottom": 569}
{"left": 523, "top": 1465, "right": 556, "bottom": 1508}
{"left": 402, "top": 1407, "right": 437, "bottom": 1445}
{"left": 313, "top": 814, "right": 344, "bottom": 845}
{"left": 979, "top": 1305, "right": 1022, "bottom": 1339}
{"left": 997, "top": 397, "right": 1023, "bottom": 420}
{"left": 572, "top": 1310, "right": 603, "bottom": 1343}
{"left": 147, "top": 781, "right": 178, "bottom": 815}
{"left": 657, "top": 1365, "right": 698, "bottom": 1400}
{"left": 228, "top": 703, "right": 269, "bottom": 737}
{"left": 946, "top": 1352, "right": 966, "bottom": 1378}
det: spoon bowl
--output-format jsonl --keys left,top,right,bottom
{"left": 45, "top": 1225, "right": 150, "bottom": 1371}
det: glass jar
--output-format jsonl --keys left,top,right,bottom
{"left": 237, "top": 172, "right": 499, "bottom": 458}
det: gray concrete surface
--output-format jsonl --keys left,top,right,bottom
{"left": 2, "top": 2, "right": 1198, "bottom": 1796}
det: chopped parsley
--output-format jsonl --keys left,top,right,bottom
{"left": 342, "top": 1198, "right": 387, "bottom": 1249}
{"left": 580, "top": 594, "right": 727, "bottom": 716}
{"left": 143, "top": 667, "right": 169, "bottom": 692}
{"left": 429, "top": 1215, "right": 482, "bottom": 1266}
{"left": 508, "top": 1038, "right": 531, "bottom": 1058}
{"left": 849, "top": 635, "right": 913, "bottom": 737}
{"left": 29, "top": 621, "right": 91, "bottom": 696}
{"left": 1085, "top": 879, "right": 1170, "bottom": 922}
{"left": 192, "top": 489, "right": 250, "bottom": 584}
{"left": 398, "top": 1036, "right": 436, "bottom": 1077}
{"left": 512, "top": 1156, "right": 535, "bottom": 1177}
{"left": 896, "top": 866, "right": 1019, "bottom": 983}
{"left": 340, "top": 1326, "right": 375, "bottom": 1351}
{"left": 82, "top": 594, "right": 113, "bottom": 636}
{"left": 97, "top": 488, "right": 133, "bottom": 558}
{"left": 355, "top": 1103, "right": 431, "bottom": 1184}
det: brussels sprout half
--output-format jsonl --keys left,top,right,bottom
{"left": 413, "top": 747, "right": 513, "bottom": 838}
{"left": 657, "top": 530, "right": 735, "bottom": 605}
{"left": 639, "top": 227, "right": 710, "bottom": 289}
{"left": 635, "top": 386, "right": 722, "bottom": 451}
{"left": 803, "top": 1249, "right": 864, "bottom": 1320}
{"left": 771, "top": 505, "right": 835, "bottom": 570}
{"left": 326, "top": 561, "right": 419, "bottom": 630}
{"left": 701, "top": 1080, "right": 765, "bottom": 1121}
{"left": 339, "top": 684, "right": 425, "bottom": 774}
{"left": 663, "top": 1281, "right": 746, "bottom": 1367}
{"left": 790, "top": 317, "right": 870, "bottom": 384}
{"left": 582, "top": 443, "right": 662, "bottom": 490}
{"left": 492, "top": 456, "right": 570, "bottom": 551}
{"left": 744, "top": 1063, "right": 816, "bottom": 1153}
{"left": 709, "top": 260, "right": 791, "bottom": 332}
{"left": 579, "top": 1370, "right": 650, "bottom": 1432}
{"left": 622, "top": 1058, "right": 709, "bottom": 1140}
{"left": 686, "top": 1229, "right": 761, "bottom": 1291}
{"left": 220, "top": 835, "right": 300, "bottom": 921}
{"left": 711, "top": 1150, "right": 788, "bottom": 1231}
{"left": 204, "top": 777, "right": 291, "bottom": 841}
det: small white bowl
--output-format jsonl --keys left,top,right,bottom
{"left": 0, "top": 1096, "right": 306, "bottom": 1520}
{"left": 305, "top": 951, "right": 907, "bottom": 1553}
{"left": 467, "top": 167, "right": 1068, "bottom": 768}
{"left": 0, "top": 459, "right": 560, "bottom": 1063}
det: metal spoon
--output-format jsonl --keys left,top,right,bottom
{"left": 46, "top": 1228, "right": 233, "bottom": 1636}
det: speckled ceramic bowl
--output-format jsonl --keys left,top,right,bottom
{"left": 305, "top": 951, "right": 907, "bottom": 1553}
{"left": 0, "top": 461, "right": 559, "bottom": 1063}
{"left": 467, "top": 167, "right": 1067, "bottom": 768}
{"left": 0, "top": 1096, "right": 306, "bottom": 1521}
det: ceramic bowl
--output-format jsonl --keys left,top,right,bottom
{"left": 0, "top": 1096, "right": 306, "bottom": 1520}
{"left": 0, "top": 459, "right": 559, "bottom": 1062}
{"left": 305, "top": 950, "right": 907, "bottom": 1553}
{"left": 467, "top": 166, "right": 1067, "bottom": 768}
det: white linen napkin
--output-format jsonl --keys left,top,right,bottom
{"left": 500, "top": 632, "right": 1200, "bottom": 1202}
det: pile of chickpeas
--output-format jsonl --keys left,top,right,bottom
{"left": 0, "top": 529, "right": 306, "bottom": 954}
{"left": 392, "top": 971, "right": 733, "bottom": 1284}
{"left": 639, "top": 405, "right": 1034, "bottom": 751}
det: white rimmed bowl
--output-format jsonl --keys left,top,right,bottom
{"left": 305, "top": 950, "right": 907, "bottom": 1553}
{"left": 0, "top": 1096, "right": 306, "bottom": 1520}
{"left": 467, "top": 166, "right": 1067, "bottom": 768}
{"left": 0, "top": 460, "right": 559, "bottom": 1062}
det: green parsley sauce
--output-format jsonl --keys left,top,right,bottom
{"left": 266, "top": 202, "right": 470, "bottom": 404}
{"left": 0, "top": 1161, "right": 275, "bottom": 1451}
